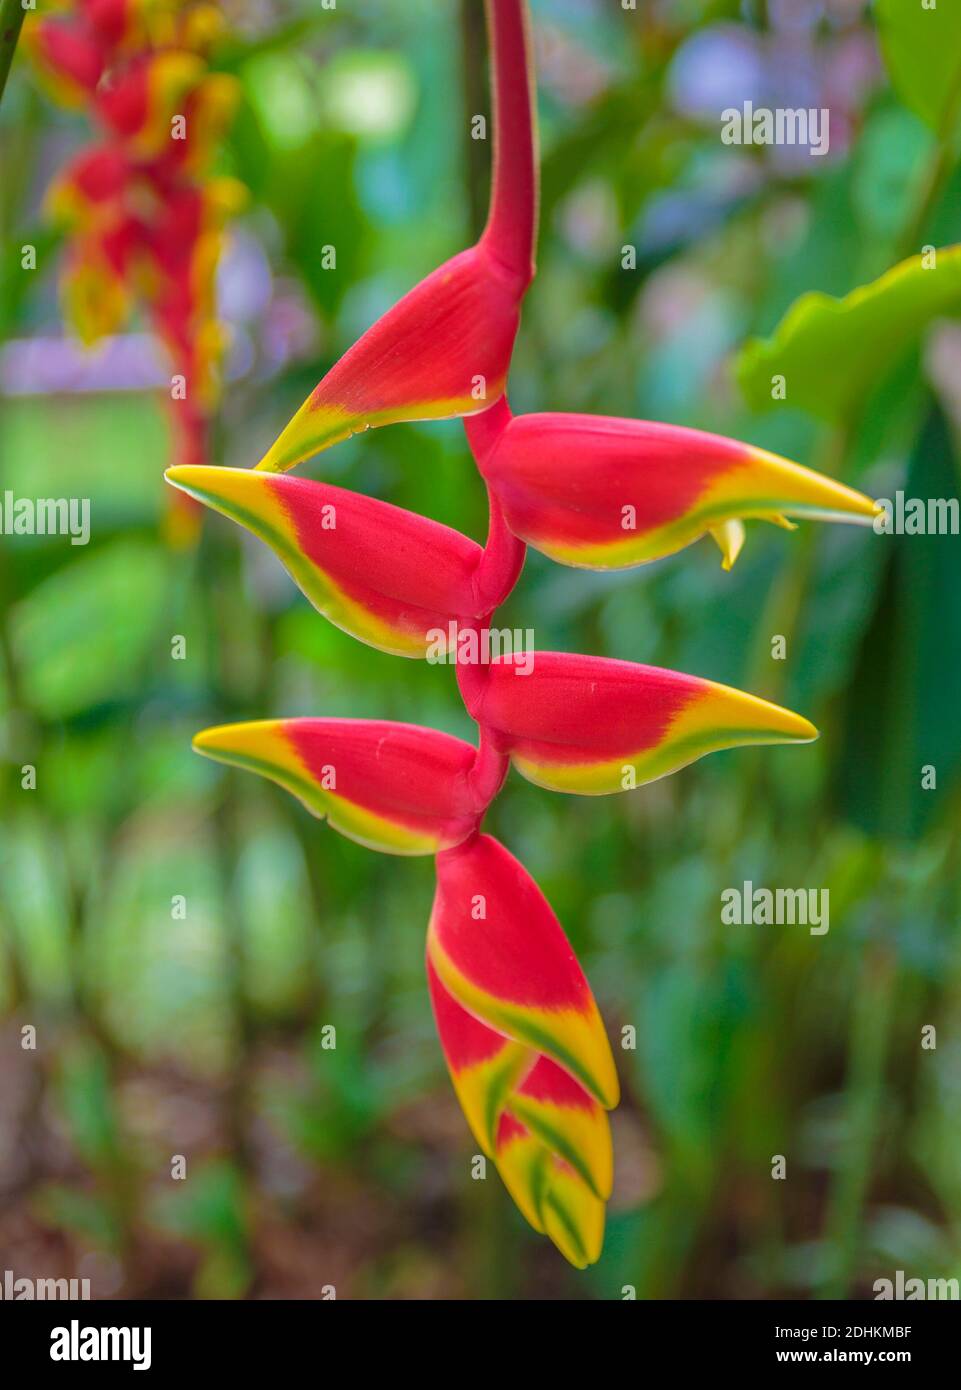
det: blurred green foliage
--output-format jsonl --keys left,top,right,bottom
{"left": 1, "top": 0, "right": 960, "bottom": 1300}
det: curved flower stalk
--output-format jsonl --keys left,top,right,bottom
{"left": 26, "top": 0, "right": 243, "bottom": 545}
{"left": 254, "top": 0, "right": 538, "bottom": 473}
{"left": 465, "top": 397, "right": 879, "bottom": 571}
{"left": 174, "top": 0, "right": 872, "bottom": 1268}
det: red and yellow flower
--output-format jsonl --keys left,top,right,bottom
{"left": 159, "top": 0, "right": 877, "bottom": 1269}
{"left": 27, "top": 0, "right": 243, "bottom": 546}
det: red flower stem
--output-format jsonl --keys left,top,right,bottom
{"left": 468, "top": 727, "right": 510, "bottom": 812}
{"left": 481, "top": 0, "right": 538, "bottom": 286}
{"left": 473, "top": 480, "right": 526, "bottom": 614}
{"left": 459, "top": 404, "right": 524, "bottom": 821}
{"left": 464, "top": 391, "right": 512, "bottom": 463}
{"left": 454, "top": 618, "right": 489, "bottom": 718}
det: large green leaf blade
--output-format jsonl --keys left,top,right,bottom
{"left": 735, "top": 247, "right": 961, "bottom": 420}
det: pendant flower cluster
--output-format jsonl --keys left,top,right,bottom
{"left": 167, "top": 0, "right": 877, "bottom": 1266}
{"left": 27, "top": 0, "right": 244, "bottom": 544}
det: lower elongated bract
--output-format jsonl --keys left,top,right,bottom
{"left": 428, "top": 834, "right": 619, "bottom": 1108}
{"left": 426, "top": 835, "right": 615, "bottom": 1267}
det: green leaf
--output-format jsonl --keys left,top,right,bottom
{"left": 10, "top": 539, "right": 168, "bottom": 720}
{"left": 152, "top": 1159, "right": 252, "bottom": 1299}
{"left": 735, "top": 247, "right": 961, "bottom": 420}
{"left": 55, "top": 1040, "right": 122, "bottom": 1172}
{"left": 876, "top": 0, "right": 961, "bottom": 134}
{"left": 35, "top": 1184, "right": 121, "bottom": 1249}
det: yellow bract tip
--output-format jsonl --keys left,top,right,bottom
{"left": 710, "top": 518, "right": 746, "bottom": 571}
{"left": 164, "top": 464, "right": 277, "bottom": 526}
{"left": 192, "top": 719, "right": 288, "bottom": 761}
{"left": 700, "top": 681, "right": 819, "bottom": 746}
{"left": 745, "top": 446, "right": 880, "bottom": 526}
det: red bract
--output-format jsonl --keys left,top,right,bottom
{"left": 165, "top": 465, "right": 526, "bottom": 656}
{"left": 460, "top": 651, "right": 817, "bottom": 795}
{"left": 47, "top": 145, "right": 131, "bottom": 219}
{"left": 95, "top": 50, "right": 205, "bottom": 152}
{"left": 26, "top": 18, "right": 105, "bottom": 106}
{"left": 428, "top": 834, "right": 619, "bottom": 1111}
{"left": 79, "top": 0, "right": 142, "bottom": 50}
{"left": 426, "top": 833, "right": 617, "bottom": 1267}
{"left": 254, "top": 0, "right": 538, "bottom": 472}
{"left": 466, "top": 396, "right": 879, "bottom": 570}
{"left": 192, "top": 718, "right": 498, "bottom": 856}
{"left": 175, "top": 0, "right": 877, "bottom": 1267}
{"left": 427, "top": 967, "right": 610, "bottom": 1268}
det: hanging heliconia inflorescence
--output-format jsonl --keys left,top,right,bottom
{"left": 26, "top": 0, "right": 244, "bottom": 545}
{"left": 167, "top": 0, "right": 878, "bottom": 1266}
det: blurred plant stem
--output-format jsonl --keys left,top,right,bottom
{"left": 636, "top": 1198, "right": 704, "bottom": 1299}
{"left": 893, "top": 65, "right": 961, "bottom": 264}
{"left": 0, "top": 0, "right": 26, "bottom": 108}
{"left": 215, "top": 773, "right": 255, "bottom": 1169}
{"left": 464, "top": 1158, "right": 519, "bottom": 1298}
{"left": 198, "top": 516, "right": 257, "bottom": 1186}
{"left": 820, "top": 935, "right": 897, "bottom": 1298}
{"left": 280, "top": 798, "right": 327, "bottom": 1021}
{"left": 746, "top": 422, "right": 853, "bottom": 706}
